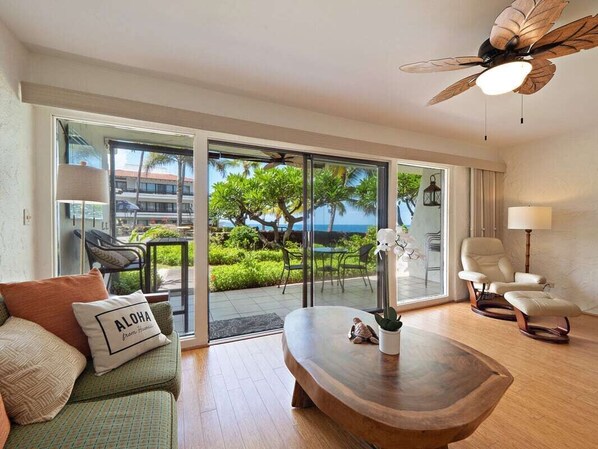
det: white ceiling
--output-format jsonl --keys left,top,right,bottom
{"left": 0, "top": 0, "right": 596, "bottom": 147}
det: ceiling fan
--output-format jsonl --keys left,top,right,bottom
{"left": 400, "top": 0, "right": 598, "bottom": 105}
{"left": 263, "top": 152, "right": 300, "bottom": 169}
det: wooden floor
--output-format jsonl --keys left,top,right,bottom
{"left": 178, "top": 302, "right": 598, "bottom": 449}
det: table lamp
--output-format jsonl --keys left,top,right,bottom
{"left": 507, "top": 206, "right": 552, "bottom": 273}
{"left": 56, "top": 161, "right": 109, "bottom": 274}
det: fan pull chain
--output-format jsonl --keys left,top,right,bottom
{"left": 521, "top": 95, "right": 524, "bottom": 125}
{"left": 484, "top": 97, "right": 488, "bottom": 141}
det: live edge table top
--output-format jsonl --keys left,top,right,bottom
{"left": 282, "top": 307, "right": 513, "bottom": 449}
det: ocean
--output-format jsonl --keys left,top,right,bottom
{"left": 304, "top": 224, "right": 371, "bottom": 233}
{"left": 219, "top": 219, "right": 377, "bottom": 233}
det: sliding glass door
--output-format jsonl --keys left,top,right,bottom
{"left": 206, "top": 141, "right": 388, "bottom": 341}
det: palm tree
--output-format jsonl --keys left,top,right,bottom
{"left": 323, "top": 165, "right": 365, "bottom": 232}
{"left": 144, "top": 153, "right": 193, "bottom": 226}
{"left": 313, "top": 168, "right": 352, "bottom": 232}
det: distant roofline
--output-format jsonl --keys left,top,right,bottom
{"left": 115, "top": 169, "right": 193, "bottom": 183}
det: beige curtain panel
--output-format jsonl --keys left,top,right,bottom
{"left": 470, "top": 168, "right": 504, "bottom": 239}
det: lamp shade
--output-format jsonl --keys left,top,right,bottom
{"left": 508, "top": 206, "right": 552, "bottom": 230}
{"left": 56, "top": 162, "right": 109, "bottom": 204}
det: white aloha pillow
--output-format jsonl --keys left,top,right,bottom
{"left": 72, "top": 291, "right": 170, "bottom": 375}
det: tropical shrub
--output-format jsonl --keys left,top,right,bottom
{"left": 130, "top": 225, "right": 181, "bottom": 242}
{"left": 110, "top": 271, "right": 163, "bottom": 295}
{"left": 226, "top": 225, "right": 260, "bottom": 249}
{"left": 210, "top": 260, "right": 302, "bottom": 292}
{"left": 251, "top": 249, "right": 283, "bottom": 263}
{"left": 209, "top": 245, "right": 245, "bottom": 265}
{"left": 154, "top": 243, "right": 195, "bottom": 266}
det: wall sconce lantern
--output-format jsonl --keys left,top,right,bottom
{"left": 423, "top": 174, "right": 441, "bottom": 207}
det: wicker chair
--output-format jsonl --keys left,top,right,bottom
{"left": 75, "top": 230, "right": 146, "bottom": 291}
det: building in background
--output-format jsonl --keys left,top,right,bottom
{"left": 114, "top": 169, "right": 193, "bottom": 231}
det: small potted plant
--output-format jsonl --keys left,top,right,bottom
{"left": 375, "top": 306, "right": 403, "bottom": 355}
{"left": 374, "top": 228, "right": 420, "bottom": 356}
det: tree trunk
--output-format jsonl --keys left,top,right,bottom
{"left": 406, "top": 199, "right": 415, "bottom": 218}
{"left": 327, "top": 204, "right": 336, "bottom": 232}
{"left": 133, "top": 151, "right": 145, "bottom": 227}
{"left": 176, "top": 160, "right": 184, "bottom": 226}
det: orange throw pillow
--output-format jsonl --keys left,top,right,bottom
{"left": 0, "top": 269, "right": 109, "bottom": 357}
{"left": 0, "top": 392, "right": 9, "bottom": 448}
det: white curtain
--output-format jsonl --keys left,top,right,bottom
{"left": 470, "top": 169, "right": 504, "bottom": 239}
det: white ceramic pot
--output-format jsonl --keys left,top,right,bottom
{"left": 378, "top": 326, "right": 401, "bottom": 355}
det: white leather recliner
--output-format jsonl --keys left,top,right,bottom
{"left": 458, "top": 237, "right": 546, "bottom": 320}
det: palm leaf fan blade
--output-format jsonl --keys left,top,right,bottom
{"left": 531, "top": 14, "right": 598, "bottom": 59}
{"left": 490, "top": 0, "right": 568, "bottom": 50}
{"left": 400, "top": 56, "right": 483, "bottom": 73}
{"left": 428, "top": 73, "right": 480, "bottom": 106}
{"left": 514, "top": 59, "right": 556, "bottom": 94}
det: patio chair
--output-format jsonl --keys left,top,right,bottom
{"left": 90, "top": 229, "right": 147, "bottom": 264}
{"left": 278, "top": 247, "right": 303, "bottom": 294}
{"left": 75, "top": 230, "right": 146, "bottom": 291}
{"left": 339, "top": 243, "right": 374, "bottom": 293}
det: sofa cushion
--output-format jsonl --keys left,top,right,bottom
{"left": 69, "top": 332, "right": 181, "bottom": 403}
{"left": 118, "top": 249, "right": 141, "bottom": 263}
{"left": 0, "top": 269, "right": 109, "bottom": 357}
{"left": 5, "top": 391, "right": 176, "bottom": 449}
{"left": 0, "top": 393, "right": 9, "bottom": 449}
{"left": 0, "top": 317, "right": 87, "bottom": 425}
{"left": 89, "top": 246, "right": 130, "bottom": 269}
{"left": 72, "top": 291, "right": 170, "bottom": 375}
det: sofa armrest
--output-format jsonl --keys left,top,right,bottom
{"left": 458, "top": 270, "right": 490, "bottom": 284}
{"left": 149, "top": 302, "right": 174, "bottom": 335}
{"left": 515, "top": 272, "right": 546, "bottom": 284}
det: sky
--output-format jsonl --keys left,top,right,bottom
{"left": 114, "top": 148, "right": 195, "bottom": 177}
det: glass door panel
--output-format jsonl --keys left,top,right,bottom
{"left": 396, "top": 164, "right": 446, "bottom": 304}
{"left": 54, "top": 118, "right": 195, "bottom": 337}
{"left": 207, "top": 142, "right": 305, "bottom": 340}
{"left": 309, "top": 156, "right": 387, "bottom": 311}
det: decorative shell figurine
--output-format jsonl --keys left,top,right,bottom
{"left": 348, "top": 317, "right": 379, "bottom": 345}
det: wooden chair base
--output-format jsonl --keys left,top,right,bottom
{"left": 515, "top": 309, "right": 571, "bottom": 344}
{"left": 471, "top": 301, "right": 516, "bottom": 321}
{"left": 467, "top": 282, "right": 516, "bottom": 321}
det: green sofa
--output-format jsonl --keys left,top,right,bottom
{"left": 0, "top": 298, "right": 181, "bottom": 449}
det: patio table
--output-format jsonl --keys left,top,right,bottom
{"left": 144, "top": 237, "right": 190, "bottom": 333}
{"left": 313, "top": 247, "right": 348, "bottom": 291}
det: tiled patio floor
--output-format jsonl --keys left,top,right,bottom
{"left": 170, "top": 275, "right": 442, "bottom": 336}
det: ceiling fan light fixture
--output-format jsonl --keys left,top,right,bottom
{"left": 476, "top": 61, "right": 533, "bottom": 96}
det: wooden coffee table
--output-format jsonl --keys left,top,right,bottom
{"left": 282, "top": 307, "right": 513, "bottom": 449}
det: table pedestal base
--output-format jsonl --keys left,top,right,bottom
{"left": 291, "top": 381, "right": 314, "bottom": 408}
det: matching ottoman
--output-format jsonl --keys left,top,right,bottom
{"left": 504, "top": 291, "right": 582, "bottom": 343}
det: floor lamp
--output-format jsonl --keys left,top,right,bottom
{"left": 56, "top": 162, "right": 109, "bottom": 274}
{"left": 508, "top": 206, "right": 552, "bottom": 273}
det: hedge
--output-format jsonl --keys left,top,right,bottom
{"left": 210, "top": 260, "right": 301, "bottom": 292}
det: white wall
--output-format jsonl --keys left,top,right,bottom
{"left": 24, "top": 52, "right": 501, "bottom": 163}
{"left": 501, "top": 129, "right": 598, "bottom": 313}
{"left": 0, "top": 19, "right": 35, "bottom": 282}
